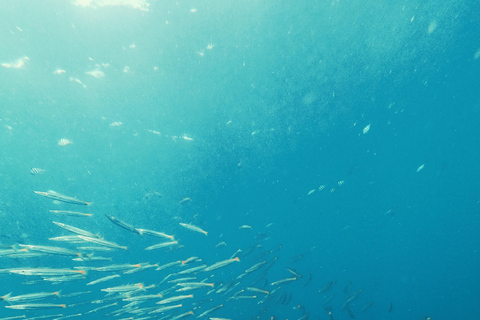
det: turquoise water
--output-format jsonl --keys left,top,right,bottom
{"left": 1, "top": 1, "right": 479, "bottom": 319}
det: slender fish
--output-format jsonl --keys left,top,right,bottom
{"left": 180, "top": 223, "right": 208, "bottom": 236}
{"left": 34, "top": 191, "right": 90, "bottom": 206}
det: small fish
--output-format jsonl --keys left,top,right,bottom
{"left": 180, "top": 223, "right": 208, "bottom": 236}
{"left": 30, "top": 168, "right": 45, "bottom": 175}
{"left": 52, "top": 221, "right": 99, "bottom": 238}
{"left": 319, "top": 281, "right": 336, "bottom": 294}
{"left": 145, "top": 241, "right": 178, "bottom": 250}
{"left": 1, "top": 291, "right": 60, "bottom": 303}
{"left": 49, "top": 210, "right": 92, "bottom": 217}
{"left": 204, "top": 257, "right": 239, "bottom": 272}
{"left": 78, "top": 236, "right": 127, "bottom": 250}
{"left": 284, "top": 267, "right": 303, "bottom": 278}
{"left": 136, "top": 228, "right": 174, "bottom": 240}
{"left": 144, "top": 191, "right": 162, "bottom": 201}
{"left": 244, "top": 260, "right": 267, "bottom": 273}
{"left": 35, "top": 191, "right": 90, "bottom": 206}
{"left": 101, "top": 283, "right": 143, "bottom": 293}
{"left": 215, "top": 241, "right": 226, "bottom": 248}
{"left": 179, "top": 197, "right": 192, "bottom": 204}
{"left": 6, "top": 303, "right": 66, "bottom": 310}
{"left": 270, "top": 277, "right": 297, "bottom": 286}
{"left": 58, "top": 138, "right": 73, "bottom": 146}
{"left": 149, "top": 304, "right": 183, "bottom": 314}
{"left": 196, "top": 304, "right": 223, "bottom": 318}
{"left": 156, "top": 294, "right": 193, "bottom": 305}
{"left": 105, "top": 214, "right": 140, "bottom": 235}
{"left": 86, "top": 275, "right": 120, "bottom": 286}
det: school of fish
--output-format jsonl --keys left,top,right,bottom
{"left": 0, "top": 190, "right": 374, "bottom": 320}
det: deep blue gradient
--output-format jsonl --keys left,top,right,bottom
{"left": 0, "top": 1, "right": 479, "bottom": 319}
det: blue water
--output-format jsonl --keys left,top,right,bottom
{"left": 1, "top": 1, "right": 479, "bottom": 319}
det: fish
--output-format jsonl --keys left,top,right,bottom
{"left": 176, "top": 265, "right": 207, "bottom": 275}
{"left": 285, "top": 267, "right": 303, "bottom": 278}
{"left": 52, "top": 221, "right": 100, "bottom": 238}
{"left": 101, "top": 283, "right": 143, "bottom": 293}
{"left": 170, "top": 311, "right": 194, "bottom": 320}
{"left": 35, "top": 191, "right": 90, "bottom": 206}
{"left": 136, "top": 228, "right": 175, "bottom": 240}
{"left": 346, "top": 304, "right": 356, "bottom": 319}
{"left": 204, "top": 257, "right": 240, "bottom": 272}
{"left": 176, "top": 282, "right": 214, "bottom": 289}
{"left": 76, "top": 246, "right": 112, "bottom": 252}
{"left": 246, "top": 287, "right": 269, "bottom": 295}
{"left": 215, "top": 241, "right": 226, "bottom": 248}
{"left": 104, "top": 214, "right": 140, "bottom": 234}
{"left": 156, "top": 294, "right": 193, "bottom": 305}
{"left": 180, "top": 223, "right": 208, "bottom": 236}
{"left": 48, "top": 235, "right": 86, "bottom": 243}
{"left": 179, "top": 197, "right": 192, "bottom": 204}
{"left": 86, "top": 275, "right": 120, "bottom": 286}
{"left": 30, "top": 168, "right": 45, "bottom": 175}
{"left": 144, "top": 191, "right": 162, "bottom": 200}
{"left": 122, "top": 294, "right": 163, "bottom": 301}
{"left": 149, "top": 304, "right": 183, "bottom": 314}
{"left": 18, "top": 244, "right": 81, "bottom": 257}
{"left": 5, "top": 303, "right": 66, "bottom": 310}
{"left": 94, "top": 264, "right": 141, "bottom": 272}
{"left": 78, "top": 236, "right": 127, "bottom": 250}
{"left": 244, "top": 260, "right": 267, "bottom": 273}
{"left": 145, "top": 241, "right": 178, "bottom": 250}
{"left": 49, "top": 210, "right": 92, "bottom": 217}
{"left": 0, "top": 291, "right": 60, "bottom": 303}
{"left": 346, "top": 289, "right": 363, "bottom": 303}
{"left": 363, "top": 124, "right": 370, "bottom": 134}
{"left": 270, "top": 277, "right": 297, "bottom": 286}
{"left": 182, "top": 256, "right": 200, "bottom": 265}
{"left": 196, "top": 304, "right": 223, "bottom": 318}
{"left": 361, "top": 302, "right": 373, "bottom": 312}
{"left": 58, "top": 138, "right": 73, "bottom": 146}
{"left": 85, "top": 302, "right": 117, "bottom": 314}
{"left": 155, "top": 260, "right": 182, "bottom": 271}
{"left": 168, "top": 277, "right": 197, "bottom": 284}
{"left": 9, "top": 268, "right": 86, "bottom": 276}
{"left": 319, "top": 281, "right": 336, "bottom": 294}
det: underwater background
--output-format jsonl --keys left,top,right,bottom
{"left": 0, "top": 0, "right": 479, "bottom": 319}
